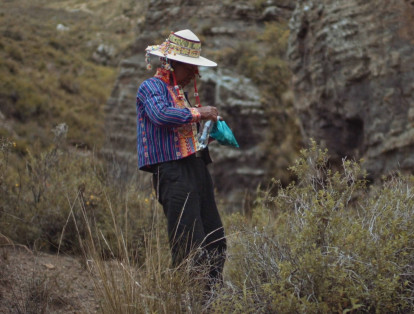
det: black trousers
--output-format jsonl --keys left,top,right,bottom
{"left": 153, "top": 154, "right": 226, "bottom": 285}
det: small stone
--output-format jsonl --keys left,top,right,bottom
{"left": 43, "top": 263, "right": 56, "bottom": 270}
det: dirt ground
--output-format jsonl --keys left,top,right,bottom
{"left": 0, "top": 246, "right": 99, "bottom": 313}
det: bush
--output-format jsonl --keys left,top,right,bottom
{"left": 216, "top": 141, "right": 414, "bottom": 313}
{"left": 0, "top": 136, "right": 155, "bottom": 264}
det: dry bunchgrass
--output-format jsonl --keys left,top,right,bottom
{"left": 76, "top": 183, "right": 218, "bottom": 313}
{"left": 82, "top": 223, "right": 211, "bottom": 313}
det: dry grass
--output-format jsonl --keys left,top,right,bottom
{"left": 76, "top": 180, "right": 214, "bottom": 313}
{"left": 1, "top": 138, "right": 413, "bottom": 312}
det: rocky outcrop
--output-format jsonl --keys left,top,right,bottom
{"left": 103, "top": 1, "right": 293, "bottom": 209}
{"left": 288, "top": 0, "right": 414, "bottom": 178}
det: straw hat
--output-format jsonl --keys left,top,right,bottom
{"left": 145, "top": 29, "right": 217, "bottom": 68}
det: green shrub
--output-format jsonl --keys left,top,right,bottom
{"left": 216, "top": 141, "right": 414, "bottom": 313}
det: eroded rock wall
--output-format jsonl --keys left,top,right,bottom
{"left": 288, "top": 0, "right": 414, "bottom": 177}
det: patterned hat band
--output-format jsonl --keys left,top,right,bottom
{"left": 159, "top": 40, "right": 201, "bottom": 58}
{"left": 145, "top": 29, "right": 217, "bottom": 68}
{"left": 169, "top": 32, "right": 201, "bottom": 50}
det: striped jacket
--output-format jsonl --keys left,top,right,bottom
{"left": 136, "top": 69, "right": 201, "bottom": 171}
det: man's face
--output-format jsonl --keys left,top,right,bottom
{"left": 172, "top": 61, "right": 198, "bottom": 87}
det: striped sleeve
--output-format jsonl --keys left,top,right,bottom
{"left": 138, "top": 78, "right": 195, "bottom": 127}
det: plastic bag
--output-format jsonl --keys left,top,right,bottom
{"left": 198, "top": 120, "right": 214, "bottom": 149}
{"left": 210, "top": 120, "right": 239, "bottom": 148}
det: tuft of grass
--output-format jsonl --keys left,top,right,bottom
{"left": 83, "top": 222, "right": 210, "bottom": 313}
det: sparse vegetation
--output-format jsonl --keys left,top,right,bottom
{"left": 1, "top": 1, "right": 413, "bottom": 313}
{"left": 2, "top": 137, "right": 413, "bottom": 312}
{"left": 0, "top": 0, "right": 146, "bottom": 153}
{"left": 0, "top": 135, "right": 156, "bottom": 262}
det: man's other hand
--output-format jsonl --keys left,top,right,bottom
{"left": 197, "top": 106, "right": 219, "bottom": 121}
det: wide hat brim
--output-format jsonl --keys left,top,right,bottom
{"left": 148, "top": 49, "right": 217, "bottom": 67}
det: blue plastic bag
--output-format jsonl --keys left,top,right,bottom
{"left": 210, "top": 120, "right": 239, "bottom": 148}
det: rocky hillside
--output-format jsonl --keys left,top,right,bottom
{"left": 0, "top": 0, "right": 144, "bottom": 152}
{"left": 104, "top": 0, "right": 297, "bottom": 209}
{"left": 288, "top": 0, "right": 414, "bottom": 179}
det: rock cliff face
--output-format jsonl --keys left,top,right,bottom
{"left": 104, "top": 1, "right": 293, "bottom": 208}
{"left": 288, "top": 0, "right": 414, "bottom": 178}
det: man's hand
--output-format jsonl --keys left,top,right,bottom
{"left": 197, "top": 106, "right": 219, "bottom": 121}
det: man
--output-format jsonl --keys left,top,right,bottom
{"left": 136, "top": 29, "right": 226, "bottom": 288}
